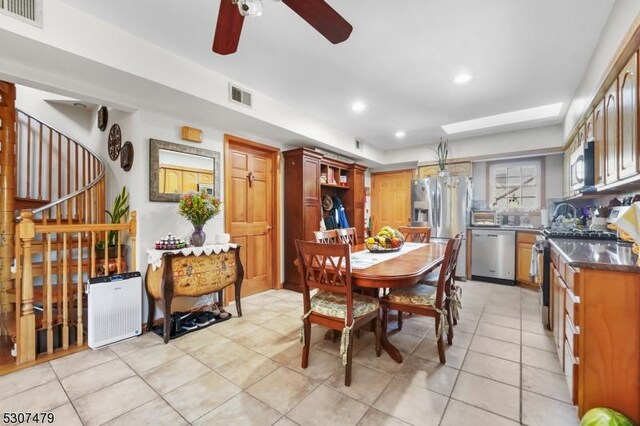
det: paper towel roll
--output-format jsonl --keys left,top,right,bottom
{"left": 541, "top": 208, "right": 550, "bottom": 228}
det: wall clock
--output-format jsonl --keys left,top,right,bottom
{"left": 97, "top": 106, "right": 108, "bottom": 132}
{"left": 120, "top": 141, "right": 134, "bottom": 171}
{"left": 108, "top": 124, "right": 122, "bottom": 161}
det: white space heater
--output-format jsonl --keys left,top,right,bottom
{"left": 87, "top": 272, "right": 142, "bottom": 349}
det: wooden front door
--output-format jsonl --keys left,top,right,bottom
{"left": 371, "top": 170, "right": 413, "bottom": 233}
{"left": 225, "top": 136, "right": 279, "bottom": 299}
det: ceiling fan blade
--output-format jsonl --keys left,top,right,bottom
{"left": 213, "top": 0, "right": 245, "bottom": 55}
{"left": 282, "top": 0, "right": 353, "bottom": 44}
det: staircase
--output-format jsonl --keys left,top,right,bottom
{"left": 0, "top": 84, "right": 138, "bottom": 368}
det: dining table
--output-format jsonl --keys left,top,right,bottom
{"left": 349, "top": 241, "right": 447, "bottom": 363}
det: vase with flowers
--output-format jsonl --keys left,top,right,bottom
{"left": 178, "top": 191, "right": 222, "bottom": 247}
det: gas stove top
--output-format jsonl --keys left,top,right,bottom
{"left": 542, "top": 228, "right": 618, "bottom": 241}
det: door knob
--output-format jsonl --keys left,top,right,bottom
{"left": 266, "top": 225, "right": 273, "bottom": 232}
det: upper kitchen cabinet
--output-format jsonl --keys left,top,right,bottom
{"left": 618, "top": 52, "right": 639, "bottom": 179}
{"left": 578, "top": 123, "right": 587, "bottom": 145}
{"left": 592, "top": 99, "right": 606, "bottom": 187}
{"left": 604, "top": 79, "right": 619, "bottom": 185}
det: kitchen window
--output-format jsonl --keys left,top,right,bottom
{"left": 489, "top": 159, "right": 542, "bottom": 211}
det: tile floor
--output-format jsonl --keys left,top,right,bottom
{"left": 0, "top": 280, "right": 580, "bottom": 426}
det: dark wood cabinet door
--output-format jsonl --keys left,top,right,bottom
{"left": 618, "top": 53, "right": 638, "bottom": 179}
{"left": 593, "top": 99, "right": 606, "bottom": 186}
{"left": 604, "top": 80, "right": 619, "bottom": 185}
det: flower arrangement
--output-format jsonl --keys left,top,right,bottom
{"left": 178, "top": 191, "right": 221, "bottom": 226}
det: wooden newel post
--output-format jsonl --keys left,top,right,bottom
{"left": 17, "top": 211, "right": 36, "bottom": 364}
{"left": 0, "top": 81, "right": 16, "bottom": 314}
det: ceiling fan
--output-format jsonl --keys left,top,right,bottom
{"left": 212, "top": 0, "right": 353, "bottom": 55}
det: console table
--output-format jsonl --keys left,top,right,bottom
{"left": 145, "top": 244, "right": 244, "bottom": 343}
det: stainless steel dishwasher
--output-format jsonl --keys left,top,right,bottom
{"left": 471, "top": 229, "right": 516, "bottom": 285}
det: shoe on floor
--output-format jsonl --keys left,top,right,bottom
{"left": 181, "top": 318, "right": 198, "bottom": 331}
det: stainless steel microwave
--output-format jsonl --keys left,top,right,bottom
{"left": 569, "top": 139, "right": 595, "bottom": 193}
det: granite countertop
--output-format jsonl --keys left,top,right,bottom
{"left": 549, "top": 238, "right": 640, "bottom": 273}
{"left": 469, "top": 226, "right": 542, "bottom": 232}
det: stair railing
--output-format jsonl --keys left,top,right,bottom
{"left": 11, "top": 109, "right": 134, "bottom": 365}
{"left": 14, "top": 212, "right": 137, "bottom": 364}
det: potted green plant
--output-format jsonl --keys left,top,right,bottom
{"left": 432, "top": 137, "right": 449, "bottom": 175}
{"left": 96, "top": 186, "right": 130, "bottom": 258}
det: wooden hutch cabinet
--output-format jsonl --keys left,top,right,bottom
{"left": 283, "top": 148, "right": 367, "bottom": 291}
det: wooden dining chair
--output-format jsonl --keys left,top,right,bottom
{"left": 335, "top": 227, "right": 358, "bottom": 247}
{"left": 314, "top": 229, "right": 338, "bottom": 244}
{"left": 418, "top": 233, "right": 464, "bottom": 327}
{"left": 398, "top": 226, "right": 431, "bottom": 243}
{"left": 395, "top": 226, "right": 431, "bottom": 328}
{"left": 295, "top": 240, "right": 381, "bottom": 386}
{"left": 380, "top": 234, "right": 463, "bottom": 364}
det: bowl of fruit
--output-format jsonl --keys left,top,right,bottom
{"left": 365, "top": 227, "right": 405, "bottom": 252}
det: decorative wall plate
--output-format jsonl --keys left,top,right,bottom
{"left": 108, "top": 124, "right": 122, "bottom": 161}
{"left": 120, "top": 141, "right": 134, "bottom": 171}
{"left": 97, "top": 106, "right": 108, "bottom": 132}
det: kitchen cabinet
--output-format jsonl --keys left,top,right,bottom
{"left": 283, "top": 148, "right": 366, "bottom": 291}
{"left": 618, "top": 52, "right": 638, "bottom": 179}
{"left": 158, "top": 166, "right": 214, "bottom": 194}
{"left": 604, "top": 79, "right": 619, "bottom": 185}
{"left": 592, "top": 99, "right": 606, "bottom": 187}
{"left": 516, "top": 231, "right": 540, "bottom": 286}
{"left": 550, "top": 246, "right": 640, "bottom": 422}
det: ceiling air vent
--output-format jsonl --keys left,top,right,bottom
{"left": 0, "top": 0, "right": 42, "bottom": 27}
{"left": 229, "top": 83, "right": 252, "bottom": 108}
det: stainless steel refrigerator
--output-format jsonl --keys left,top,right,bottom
{"left": 411, "top": 176, "right": 472, "bottom": 278}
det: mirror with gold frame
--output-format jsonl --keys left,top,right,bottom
{"left": 149, "top": 138, "right": 220, "bottom": 202}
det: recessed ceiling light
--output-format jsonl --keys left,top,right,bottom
{"left": 453, "top": 72, "right": 474, "bottom": 86}
{"left": 395, "top": 131, "right": 406, "bottom": 139}
{"left": 441, "top": 102, "right": 564, "bottom": 134}
{"left": 351, "top": 101, "right": 366, "bottom": 113}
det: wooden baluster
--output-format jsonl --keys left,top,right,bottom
{"left": 101, "top": 230, "right": 106, "bottom": 277}
{"left": 46, "top": 233, "right": 53, "bottom": 355}
{"left": 17, "top": 212, "right": 36, "bottom": 364}
{"left": 56, "top": 232, "right": 63, "bottom": 327}
{"left": 62, "top": 233, "right": 69, "bottom": 350}
{"left": 130, "top": 211, "right": 137, "bottom": 271}
{"left": 77, "top": 231, "right": 83, "bottom": 346}
{"left": 91, "top": 231, "right": 96, "bottom": 277}
{"left": 116, "top": 230, "right": 121, "bottom": 274}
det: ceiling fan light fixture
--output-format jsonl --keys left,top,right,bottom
{"left": 237, "top": 0, "right": 263, "bottom": 17}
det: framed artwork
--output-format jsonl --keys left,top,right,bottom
{"left": 198, "top": 183, "right": 214, "bottom": 196}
